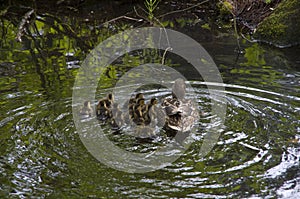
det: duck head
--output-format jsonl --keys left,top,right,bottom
{"left": 171, "top": 78, "right": 186, "bottom": 100}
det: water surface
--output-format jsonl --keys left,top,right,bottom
{"left": 0, "top": 2, "right": 300, "bottom": 198}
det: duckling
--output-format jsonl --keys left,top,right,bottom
{"left": 147, "top": 98, "right": 158, "bottom": 110}
{"left": 79, "top": 101, "right": 93, "bottom": 117}
{"left": 105, "top": 93, "right": 114, "bottom": 107}
{"left": 132, "top": 98, "right": 146, "bottom": 125}
{"left": 129, "top": 93, "right": 144, "bottom": 104}
{"left": 161, "top": 78, "right": 199, "bottom": 132}
{"left": 96, "top": 93, "right": 114, "bottom": 120}
{"left": 128, "top": 93, "right": 144, "bottom": 117}
{"left": 96, "top": 100, "right": 109, "bottom": 120}
{"left": 122, "top": 93, "right": 144, "bottom": 126}
{"left": 143, "top": 98, "right": 158, "bottom": 125}
{"left": 97, "top": 93, "right": 114, "bottom": 108}
{"left": 143, "top": 98, "right": 167, "bottom": 128}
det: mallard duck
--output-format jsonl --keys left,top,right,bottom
{"left": 79, "top": 101, "right": 93, "bottom": 117}
{"left": 96, "top": 93, "right": 114, "bottom": 120}
{"left": 161, "top": 78, "right": 199, "bottom": 132}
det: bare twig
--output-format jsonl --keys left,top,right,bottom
{"left": 134, "top": 6, "right": 153, "bottom": 24}
{"left": 102, "top": 15, "right": 144, "bottom": 26}
{"left": 157, "top": 0, "right": 209, "bottom": 18}
{"left": 161, "top": 47, "right": 172, "bottom": 65}
{"left": 240, "top": 33, "right": 256, "bottom": 43}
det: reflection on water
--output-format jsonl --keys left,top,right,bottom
{"left": 1, "top": 2, "right": 300, "bottom": 198}
{"left": 1, "top": 68, "right": 299, "bottom": 197}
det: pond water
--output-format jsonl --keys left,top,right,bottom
{"left": 1, "top": 2, "right": 300, "bottom": 198}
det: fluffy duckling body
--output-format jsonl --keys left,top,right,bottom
{"left": 132, "top": 98, "right": 146, "bottom": 125}
{"left": 143, "top": 98, "right": 159, "bottom": 126}
{"left": 124, "top": 95, "right": 162, "bottom": 129}
{"left": 122, "top": 93, "right": 145, "bottom": 125}
{"left": 96, "top": 93, "right": 114, "bottom": 120}
{"left": 129, "top": 93, "right": 144, "bottom": 104}
{"left": 128, "top": 93, "right": 144, "bottom": 117}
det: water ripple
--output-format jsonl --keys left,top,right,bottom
{"left": 1, "top": 79, "right": 299, "bottom": 198}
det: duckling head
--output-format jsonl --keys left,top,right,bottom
{"left": 145, "top": 98, "right": 158, "bottom": 113}
{"left": 107, "top": 93, "right": 114, "bottom": 101}
{"left": 99, "top": 100, "right": 107, "bottom": 108}
{"left": 150, "top": 98, "right": 158, "bottom": 105}
{"left": 135, "top": 93, "right": 144, "bottom": 100}
{"left": 136, "top": 98, "right": 145, "bottom": 106}
{"left": 172, "top": 78, "right": 186, "bottom": 100}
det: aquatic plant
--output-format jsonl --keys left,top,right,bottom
{"left": 144, "top": 0, "right": 160, "bottom": 21}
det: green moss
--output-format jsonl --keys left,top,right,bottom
{"left": 254, "top": 0, "right": 300, "bottom": 47}
{"left": 201, "top": 23, "right": 211, "bottom": 30}
{"left": 217, "top": 0, "right": 233, "bottom": 16}
{"left": 241, "top": 43, "right": 266, "bottom": 67}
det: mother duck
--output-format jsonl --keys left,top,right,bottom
{"left": 161, "top": 78, "right": 199, "bottom": 132}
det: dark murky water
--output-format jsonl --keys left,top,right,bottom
{"left": 1, "top": 2, "right": 300, "bottom": 198}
